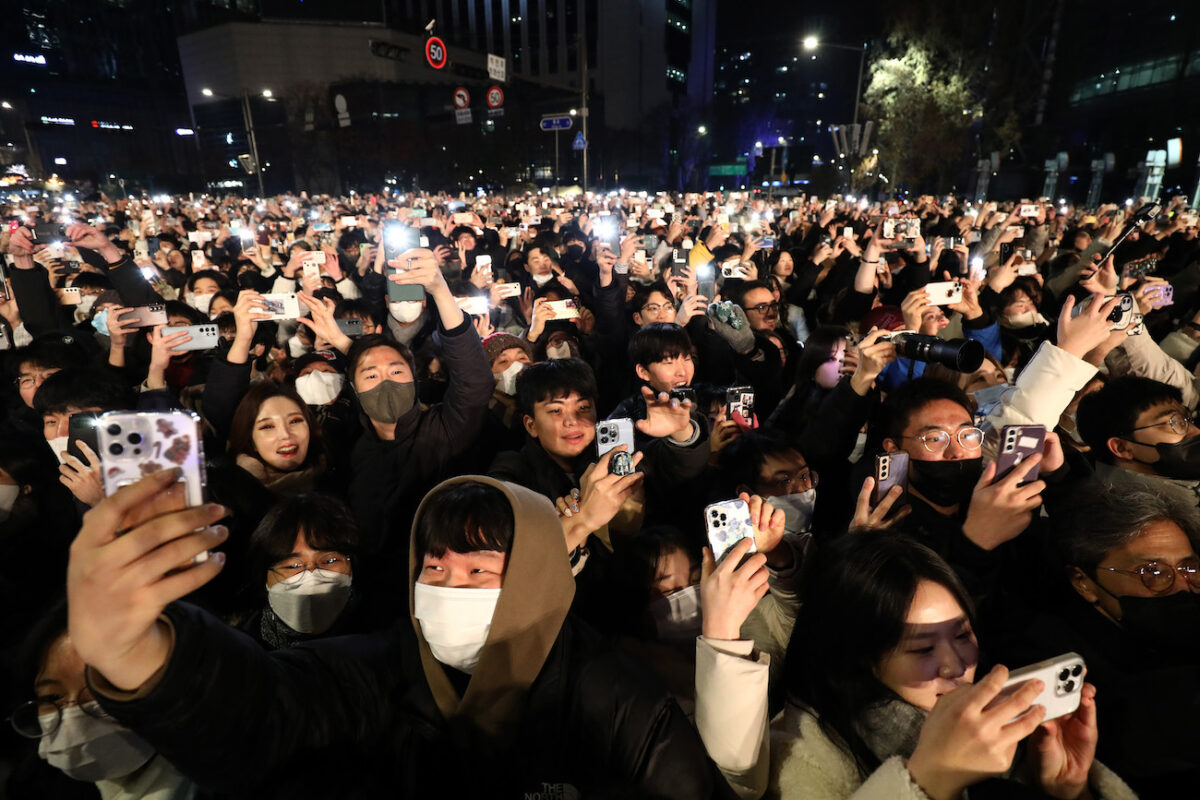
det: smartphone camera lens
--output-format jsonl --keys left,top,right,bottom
{"left": 1063, "top": 679, "right": 1075, "bottom": 693}
{"left": 107, "top": 424, "right": 122, "bottom": 436}
{"left": 127, "top": 432, "right": 142, "bottom": 445}
{"left": 1071, "top": 664, "right": 1083, "bottom": 677}
{"left": 1059, "top": 668, "right": 1070, "bottom": 681}
{"left": 109, "top": 443, "right": 124, "bottom": 456}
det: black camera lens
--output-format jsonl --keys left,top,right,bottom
{"left": 127, "top": 432, "right": 142, "bottom": 445}
{"left": 892, "top": 333, "right": 985, "bottom": 372}
{"left": 1059, "top": 668, "right": 1070, "bottom": 681}
{"left": 108, "top": 443, "right": 124, "bottom": 456}
{"left": 107, "top": 424, "right": 122, "bottom": 436}
{"left": 1071, "top": 664, "right": 1083, "bottom": 677}
{"left": 1063, "top": 679, "right": 1075, "bottom": 693}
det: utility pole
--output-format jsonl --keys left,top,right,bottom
{"left": 242, "top": 91, "right": 265, "bottom": 198}
{"left": 852, "top": 43, "right": 866, "bottom": 128}
{"left": 580, "top": 32, "right": 589, "bottom": 195}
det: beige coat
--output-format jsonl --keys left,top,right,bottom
{"left": 696, "top": 644, "right": 1140, "bottom": 800}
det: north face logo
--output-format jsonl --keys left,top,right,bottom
{"left": 524, "top": 782, "right": 580, "bottom": 800}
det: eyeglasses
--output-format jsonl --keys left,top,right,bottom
{"left": 641, "top": 302, "right": 674, "bottom": 315}
{"left": 1099, "top": 558, "right": 1200, "bottom": 594}
{"left": 10, "top": 698, "right": 114, "bottom": 739}
{"left": 15, "top": 369, "right": 57, "bottom": 391}
{"left": 901, "top": 427, "right": 985, "bottom": 454}
{"left": 759, "top": 467, "right": 819, "bottom": 494}
{"left": 745, "top": 302, "right": 779, "bottom": 314}
{"left": 1125, "top": 410, "right": 1196, "bottom": 438}
{"left": 268, "top": 551, "right": 352, "bottom": 581}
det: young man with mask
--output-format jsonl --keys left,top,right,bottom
{"left": 342, "top": 248, "right": 493, "bottom": 571}
{"left": 1006, "top": 483, "right": 1200, "bottom": 797}
{"left": 1077, "top": 375, "right": 1200, "bottom": 506}
{"left": 878, "top": 377, "right": 1063, "bottom": 612}
{"left": 65, "top": 471, "right": 723, "bottom": 797}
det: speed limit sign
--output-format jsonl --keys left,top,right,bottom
{"left": 425, "top": 36, "right": 447, "bottom": 69}
{"left": 486, "top": 86, "right": 504, "bottom": 109}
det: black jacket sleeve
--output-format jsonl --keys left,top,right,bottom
{"left": 102, "top": 254, "right": 164, "bottom": 307}
{"left": 90, "top": 602, "right": 405, "bottom": 794}
{"left": 417, "top": 315, "right": 494, "bottom": 452}
{"left": 201, "top": 358, "right": 252, "bottom": 440}
{"left": 8, "top": 265, "right": 68, "bottom": 336}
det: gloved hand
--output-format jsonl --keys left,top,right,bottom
{"left": 707, "top": 301, "right": 755, "bottom": 354}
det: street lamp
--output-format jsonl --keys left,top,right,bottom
{"left": 801, "top": 35, "right": 868, "bottom": 127}
{"left": 698, "top": 125, "right": 708, "bottom": 135}
{"left": 198, "top": 87, "right": 273, "bottom": 197}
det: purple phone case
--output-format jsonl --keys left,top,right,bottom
{"left": 995, "top": 425, "right": 1045, "bottom": 486}
{"left": 872, "top": 452, "right": 909, "bottom": 505}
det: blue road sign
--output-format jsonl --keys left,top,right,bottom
{"left": 572, "top": 131, "right": 587, "bottom": 151}
{"left": 540, "top": 115, "right": 573, "bottom": 131}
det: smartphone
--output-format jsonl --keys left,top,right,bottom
{"left": 385, "top": 254, "right": 427, "bottom": 303}
{"left": 312, "top": 222, "right": 333, "bottom": 232}
{"left": 60, "top": 286, "right": 82, "bottom": 306}
{"left": 1016, "top": 262, "right": 1039, "bottom": 276}
{"left": 999, "top": 242, "right": 1015, "bottom": 264}
{"left": 258, "top": 293, "right": 301, "bottom": 320}
{"left": 843, "top": 226, "right": 854, "bottom": 239}
{"left": 545, "top": 299, "right": 580, "bottom": 320}
{"left": 335, "top": 317, "right": 364, "bottom": 336}
{"left": 872, "top": 452, "right": 909, "bottom": 506}
{"left": 996, "top": 653, "right": 1086, "bottom": 723}
{"left": 669, "top": 387, "right": 696, "bottom": 405}
{"left": 721, "top": 259, "right": 747, "bottom": 279}
{"left": 925, "top": 281, "right": 964, "bottom": 306}
{"left": 475, "top": 255, "right": 493, "bottom": 275}
{"left": 643, "top": 234, "right": 660, "bottom": 252}
{"left": 97, "top": 410, "right": 207, "bottom": 507}
{"left": 452, "top": 212, "right": 473, "bottom": 225}
{"left": 726, "top": 386, "right": 757, "bottom": 427}
{"left": 995, "top": 425, "right": 1045, "bottom": 487}
{"left": 596, "top": 418, "right": 636, "bottom": 476}
{"left": 704, "top": 499, "right": 757, "bottom": 562}
{"left": 1019, "top": 204, "right": 1039, "bottom": 218}
{"left": 495, "top": 282, "right": 522, "bottom": 299}
{"left": 118, "top": 304, "right": 169, "bottom": 328}
{"left": 171, "top": 324, "right": 220, "bottom": 351}
{"left": 340, "top": 216, "right": 357, "bottom": 227}
{"left": 1071, "top": 292, "right": 1136, "bottom": 330}
{"left": 758, "top": 237, "right": 776, "bottom": 250}
{"left": 1123, "top": 257, "right": 1157, "bottom": 280}
{"left": 67, "top": 412, "right": 102, "bottom": 467}
{"left": 301, "top": 252, "right": 324, "bottom": 281}
{"left": 455, "top": 296, "right": 490, "bottom": 316}
{"left": 1150, "top": 284, "right": 1175, "bottom": 308}
{"left": 31, "top": 222, "right": 66, "bottom": 242}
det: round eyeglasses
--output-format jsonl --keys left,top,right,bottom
{"left": 901, "top": 427, "right": 985, "bottom": 454}
{"left": 268, "top": 551, "right": 352, "bottom": 581}
{"left": 1099, "top": 558, "right": 1200, "bottom": 595}
{"left": 10, "top": 698, "right": 114, "bottom": 739}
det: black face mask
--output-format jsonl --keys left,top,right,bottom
{"left": 1116, "top": 591, "right": 1200, "bottom": 652}
{"left": 908, "top": 457, "right": 983, "bottom": 508}
{"left": 1133, "top": 435, "right": 1200, "bottom": 481}
{"left": 565, "top": 244, "right": 586, "bottom": 261}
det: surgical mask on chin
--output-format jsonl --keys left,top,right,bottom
{"left": 772, "top": 489, "right": 817, "bottom": 534}
{"left": 908, "top": 457, "right": 983, "bottom": 508}
{"left": 647, "top": 584, "right": 702, "bottom": 641}
{"left": 287, "top": 334, "right": 310, "bottom": 359}
{"left": 356, "top": 379, "right": 416, "bottom": 424}
{"left": 494, "top": 361, "right": 524, "bottom": 396}
{"left": 1138, "top": 435, "right": 1200, "bottom": 481}
{"left": 972, "top": 383, "right": 1009, "bottom": 417}
{"left": 47, "top": 436, "right": 70, "bottom": 466}
{"left": 1003, "top": 367, "right": 1016, "bottom": 382}
{"left": 545, "top": 342, "right": 573, "bottom": 360}
{"left": 91, "top": 308, "right": 110, "bottom": 338}
{"left": 38, "top": 704, "right": 155, "bottom": 782}
{"left": 413, "top": 582, "right": 501, "bottom": 674}
{"left": 0, "top": 483, "right": 19, "bottom": 523}
{"left": 294, "top": 370, "right": 345, "bottom": 406}
{"left": 267, "top": 569, "right": 353, "bottom": 634}
{"left": 388, "top": 300, "right": 424, "bottom": 323}
{"left": 184, "top": 292, "right": 214, "bottom": 315}
{"left": 1001, "top": 309, "right": 1045, "bottom": 329}
{"left": 531, "top": 271, "right": 554, "bottom": 287}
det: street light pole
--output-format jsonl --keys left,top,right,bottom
{"left": 241, "top": 91, "right": 265, "bottom": 198}
{"left": 853, "top": 43, "right": 866, "bottom": 128}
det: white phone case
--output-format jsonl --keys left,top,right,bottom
{"left": 545, "top": 299, "right": 580, "bottom": 320}
{"left": 97, "top": 410, "right": 207, "bottom": 508}
{"left": 173, "top": 324, "right": 220, "bottom": 351}
{"left": 925, "top": 281, "right": 964, "bottom": 306}
{"left": 999, "top": 652, "right": 1086, "bottom": 722}
{"left": 259, "top": 293, "right": 300, "bottom": 320}
{"left": 704, "top": 499, "right": 757, "bottom": 562}
{"left": 596, "top": 418, "right": 635, "bottom": 462}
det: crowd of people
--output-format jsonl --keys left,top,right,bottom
{"left": 2, "top": 185, "right": 1199, "bottom": 798}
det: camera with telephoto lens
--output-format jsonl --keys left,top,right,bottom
{"left": 877, "top": 331, "right": 985, "bottom": 372}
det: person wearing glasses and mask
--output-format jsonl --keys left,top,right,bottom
{"left": 1006, "top": 483, "right": 1200, "bottom": 797}
{"left": 876, "top": 378, "right": 1065, "bottom": 614}
{"left": 1077, "top": 376, "right": 1200, "bottom": 506}
{"left": 9, "top": 601, "right": 195, "bottom": 799}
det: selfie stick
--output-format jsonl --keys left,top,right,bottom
{"left": 1098, "top": 201, "right": 1161, "bottom": 262}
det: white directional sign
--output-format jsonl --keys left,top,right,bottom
{"left": 487, "top": 53, "right": 506, "bottom": 82}
{"left": 455, "top": 108, "right": 473, "bottom": 125}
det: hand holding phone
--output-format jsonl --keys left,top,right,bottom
{"left": 704, "top": 499, "right": 757, "bottom": 562}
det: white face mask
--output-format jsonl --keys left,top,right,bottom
{"left": 47, "top": 436, "right": 70, "bottom": 466}
{"left": 388, "top": 300, "right": 424, "bottom": 323}
{"left": 0, "top": 483, "right": 20, "bottom": 522}
{"left": 647, "top": 584, "right": 702, "bottom": 641}
{"left": 494, "top": 361, "right": 524, "bottom": 396}
{"left": 413, "top": 582, "right": 501, "bottom": 674}
{"left": 267, "top": 569, "right": 352, "bottom": 634}
{"left": 184, "top": 292, "right": 215, "bottom": 315}
{"left": 971, "top": 382, "right": 1009, "bottom": 417}
{"left": 38, "top": 703, "right": 156, "bottom": 782}
{"left": 531, "top": 271, "right": 554, "bottom": 287}
{"left": 545, "top": 342, "right": 572, "bottom": 360}
{"left": 1003, "top": 366, "right": 1017, "bottom": 382}
{"left": 294, "top": 370, "right": 345, "bottom": 406}
{"left": 772, "top": 489, "right": 817, "bottom": 534}
{"left": 1001, "top": 309, "right": 1045, "bottom": 329}
{"left": 287, "top": 334, "right": 310, "bottom": 359}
